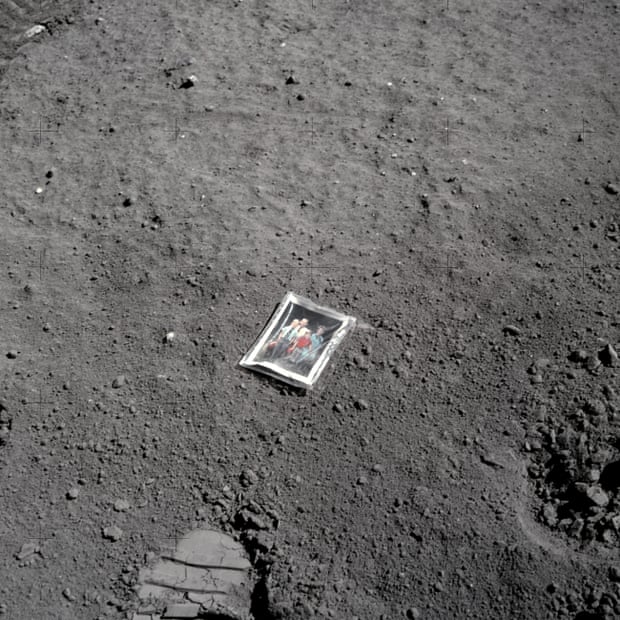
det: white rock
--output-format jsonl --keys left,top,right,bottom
{"left": 24, "top": 25, "right": 46, "bottom": 38}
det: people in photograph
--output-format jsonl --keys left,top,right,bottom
{"left": 287, "top": 320, "right": 312, "bottom": 361}
{"left": 266, "top": 318, "right": 303, "bottom": 359}
{"left": 296, "top": 325, "right": 326, "bottom": 367}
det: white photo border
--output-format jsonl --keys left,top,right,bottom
{"left": 239, "top": 292, "right": 356, "bottom": 389}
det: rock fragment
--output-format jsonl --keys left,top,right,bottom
{"left": 240, "top": 468, "right": 259, "bottom": 487}
{"left": 66, "top": 487, "right": 79, "bottom": 500}
{"left": 598, "top": 343, "right": 618, "bottom": 367}
{"left": 15, "top": 542, "right": 39, "bottom": 561}
{"left": 179, "top": 75, "right": 197, "bottom": 89}
{"left": 112, "top": 375, "right": 126, "bottom": 388}
{"left": 114, "top": 499, "right": 130, "bottom": 512}
{"left": 103, "top": 525, "right": 123, "bottom": 541}
{"left": 24, "top": 24, "right": 46, "bottom": 38}
{"left": 585, "top": 486, "right": 609, "bottom": 507}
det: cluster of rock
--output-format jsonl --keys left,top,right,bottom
{"left": 525, "top": 345, "right": 619, "bottom": 545}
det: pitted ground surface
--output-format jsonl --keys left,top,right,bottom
{"left": 0, "top": 0, "right": 618, "bottom": 619}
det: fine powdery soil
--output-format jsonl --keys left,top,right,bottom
{"left": 0, "top": 1, "right": 619, "bottom": 619}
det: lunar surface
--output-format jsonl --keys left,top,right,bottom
{"left": 0, "top": 1, "right": 618, "bottom": 619}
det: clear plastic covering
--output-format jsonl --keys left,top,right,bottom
{"left": 239, "top": 292, "right": 356, "bottom": 389}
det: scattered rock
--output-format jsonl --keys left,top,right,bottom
{"left": 112, "top": 375, "right": 126, "bottom": 388}
{"left": 15, "top": 542, "right": 39, "bottom": 561}
{"left": 240, "top": 468, "right": 259, "bottom": 487}
{"left": 480, "top": 453, "right": 504, "bottom": 468}
{"left": 541, "top": 503, "right": 558, "bottom": 527}
{"left": 285, "top": 75, "right": 299, "bottom": 85}
{"left": 502, "top": 325, "right": 521, "bottom": 336}
{"left": 66, "top": 487, "right": 79, "bottom": 500}
{"left": 6, "top": 350, "right": 18, "bottom": 359}
{"left": 569, "top": 349, "right": 588, "bottom": 363}
{"left": 585, "top": 485, "right": 609, "bottom": 507}
{"left": 235, "top": 509, "right": 268, "bottom": 531}
{"left": 114, "top": 499, "right": 130, "bottom": 512}
{"left": 585, "top": 355, "right": 601, "bottom": 372}
{"left": 24, "top": 24, "right": 46, "bottom": 38}
{"left": 179, "top": 75, "right": 197, "bottom": 89}
{"left": 62, "top": 587, "right": 76, "bottom": 602}
{"left": 598, "top": 343, "right": 618, "bottom": 367}
{"left": 103, "top": 525, "right": 123, "bottom": 541}
{"left": 604, "top": 182, "right": 619, "bottom": 195}
{"left": 354, "top": 399, "right": 369, "bottom": 410}
{"left": 585, "top": 399, "right": 606, "bottom": 416}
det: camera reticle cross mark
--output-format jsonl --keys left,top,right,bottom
{"left": 570, "top": 252, "right": 590, "bottom": 289}
{"left": 303, "top": 118, "right": 317, "bottom": 145}
{"left": 29, "top": 247, "right": 47, "bottom": 282}
{"left": 575, "top": 112, "right": 595, "bottom": 144}
{"left": 160, "top": 528, "right": 186, "bottom": 560}
{"left": 274, "top": 237, "right": 343, "bottom": 295}
{"left": 24, "top": 386, "right": 54, "bottom": 417}
{"left": 26, "top": 523, "right": 54, "bottom": 549}
{"left": 162, "top": 117, "right": 191, "bottom": 142}
{"left": 26, "top": 116, "right": 59, "bottom": 147}
{"left": 442, "top": 119, "right": 467, "bottom": 147}
{"left": 428, "top": 253, "right": 462, "bottom": 284}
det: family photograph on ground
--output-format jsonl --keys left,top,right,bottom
{"left": 239, "top": 292, "right": 356, "bottom": 389}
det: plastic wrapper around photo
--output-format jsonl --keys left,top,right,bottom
{"left": 239, "top": 292, "right": 356, "bottom": 389}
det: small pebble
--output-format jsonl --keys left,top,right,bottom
{"left": 179, "top": 75, "right": 197, "bottom": 89}
{"left": 66, "top": 487, "right": 79, "bottom": 500}
{"left": 113, "top": 499, "right": 130, "bottom": 512}
{"left": 240, "top": 468, "right": 259, "bottom": 487}
{"left": 111, "top": 375, "right": 126, "bottom": 388}
{"left": 102, "top": 525, "right": 123, "bottom": 541}
{"left": 598, "top": 343, "right": 618, "bottom": 367}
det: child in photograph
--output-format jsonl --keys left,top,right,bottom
{"left": 296, "top": 325, "right": 326, "bottom": 367}
{"left": 287, "top": 322, "right": 312, "bottom": 361}
{"left": 269, "top": 318, "right": 303, "bottom": 359}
